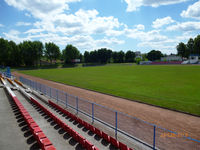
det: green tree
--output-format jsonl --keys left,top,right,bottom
{"left": 194, "top": 35, "right": 200, "bottom": 55}
{"left": 118, "top": 51, "right": 125, "bottom": 63}
{"left": 20, "top": 41, "right": 37, "bottom": 66}
{"left": 177, "top": 42, "right": 187, "bottom": 57}
{"left": 186, "top": 38, "right": 194, "bottom": 56}
{"left": 97, "top": 48, "right": 112, "bottom": 63}
{"left": 112, "top": 51, "right": 125, "bottom": 63}
{"left": 33, "top": 41, "right": 43, "bottom": 66}
{"left": 45, "top": 42, "right": 60, "bottom": 64}
{"left": 89, "top": 50, "right": 98, "bottom": 63}
{"left": 125, "top": 50, "right": 135, "bottom": 62}
{"left": 135, "top": 57, "right": 142, "bottom": 64}
{"left": 147, "top": 50, "right": 163, "bottom": 61}
{"left": 84, "top": 51, "right": 90, "bottom": 63}
{"left": 63, "top": 44, "right": 80, "bottom": 63}
{"left": 8, "top": 41, "right": 22, "bottom": 66}
{"left": 0, "top": 38, "right": 9, "bottom": 66}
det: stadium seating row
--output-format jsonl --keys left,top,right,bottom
{"left": 48, "top": 100, "right": 133, "bottom": 150}
{"left": 14, "top": 79, "right": 24, "bottom": 87}
{"left": 7, "top": 78, "right": 15, "bottom": 86}
{"left": 30, "top": 97, "right": 99, "bottom": 150}
{"left": 6, "top": 91, "right": 56, "bottom": 150}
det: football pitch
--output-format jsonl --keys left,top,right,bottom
{"left": 20, "top": 64, "right": 200, "bottom": 116}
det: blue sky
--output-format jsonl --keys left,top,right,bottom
{"left": 0, "top": 0, "right": 200, "bottom": 54}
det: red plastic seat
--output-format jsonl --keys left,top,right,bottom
{"left": 33, "top": 127, "right": 43, "bottom": 134}
{"left": 83, "top": 121, "right": 90, "bottom": 129}
{"left": 24, "top": 115, "right": 32, "bottom": 121}
{"left": 63, "top": 123, "right": 69, "bottom": 132}
{"left": 102, "top": 132, "right": 110, "bottom": 142}
{"left": 119, "top": 142, "right": 129, "bottom": 150}
{"left": 94, "top": 128, "right": 102, "bottom": 137}
{"left": 35, "top": 132, "right": 46, "bottom": 142}
{"left": 85, "top": 140, "right": 94, "bottom": 150}
{"left": 89, "top": 124, "right": 95, "bottom": 133}
{"left": 43, "top": 145, "right": 56, "bottom": 150}
{"left": 64, "top": 110, "right": 69, "bottom": 116}
{"left": 77, "top": 118, "right": 83, "bottom": 125}
{"left": 27, "top": 119, "right": 35, "bottom": 124}
{"left": 110, "top": 137, "right": 119, "bottom": 148}
{"left": 30, "top": 122, "right": 38, "bottom": 129}
{"left": 78, "top": 135, "right": 85, "bottom": 147}
{"left": 66, "top": 127, "right": 73, "bottom": 136}
{"left": 40, "top": 138, "right": 52, "bottom": 149}
{"left": 72, "top": 131, "right": 79, "bottom": 142}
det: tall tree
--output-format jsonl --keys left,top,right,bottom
{"left": 63, "top": 44, "right": 80, "bottom": 63}
{"left": 97, "top": 48, "right": 112, "bottom": 63}
{"left": 89, "top": 50, "right": 98, "bottom": 63}
{"left": 176, "top": 42, "right": 187, "bottom": 57}
{"left": 147, "top": 50, "right": 163, "bottom": 61}
{"left": 194, "top": 35, "right": 200, "bottom": 55}
{"left": 45, "top": 42, "right": 60, "bottom": 64}
{"left": 84, "top": 51, "right": 90, "bottom": 63}
{"left": 33, "top": 41, "right": 43, "bottom": 66}
{"left": 125, "top": 50, "right": 135, "bottom": 62}
{"left": 20, "top": 41, "right": 37, "bottom": 66}
{"left": 118, "top": 51, "right": 125, "bottom": 63}
{"left": 0, "top": 38, "right": 9, "bottom": 66}
{"left": 112, "top": 51, "right": 125, "bottom": 63}
{"left": 8, "top": 40, "right": 22, "bottom": 66}
{"left": 186, "top": 38, "right": 194, "bottom": 56}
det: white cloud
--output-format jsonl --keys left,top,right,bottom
{"left": 3, "top": 29, "right": 30, "bottom": 43}
{"left": 152, "top": 16, "right": 175, "bottom": 28}
{"left": 138, "top": 32, "right": 197, "bottom": 54}
{"left": 25, "top": 13, "right": 31, "bottom": 17}
{"left": 4, "top": 0, "right": 126, "bottom": 51}
{"left": 134, "top": 24, "right": 145, "bottom": 30}
{"left": 16, "top": 22, "right": 31, "bottom": 26}
{"left": 124, "top": 0, "right": 189, "bottom": 12}
{"left": 0, "top": 24, "right": 4, "bottom": 27}
{"left": 167, "top": 21, "right": 200, "bottom": 31}
{"left": 96, "top": 37, "right": 125, "bottom": 46}
{"left": 123, "top": 25, "right": 182, "bottom": 54}
{"left": 24, "top": 28, "right": 45, "bottom": 34}
{"left": 25, "top": 9, "right": 122, "bottom": 37}
{"left": 5, "top": 0, "right": 81, "bottom": 19}
{"left": 125, "top": 27, "right": 168, "bottom": 42}
{"left": 181, "top": 1, "right": 200, "bottom": 20}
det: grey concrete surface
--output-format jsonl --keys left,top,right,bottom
{"left": 14, "top": 90, "right": 79, "bottom": 150}
{"left": 0, "top": 88, "right": 37, "bottom": 150}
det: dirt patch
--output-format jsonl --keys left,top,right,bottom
{"left": 13, "top": 72, "right": 200, "bottom": 143}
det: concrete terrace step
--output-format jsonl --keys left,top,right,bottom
{"left": 13, "top": 90, "right": 78, "bottom": 150}
{"left": 19, "top": 88, "right": 112, "bottom": 150}
{"left": 0, "top": 88, "right": 31, "bottom": 150}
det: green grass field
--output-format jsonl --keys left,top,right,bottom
{"left": 20, "top": 64, "right": 200, "bottom": 116}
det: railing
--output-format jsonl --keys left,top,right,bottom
{"left": 19, "top": 76, "right": 200, "bottom": 150}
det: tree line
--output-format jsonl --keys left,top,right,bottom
{"left": 0, "top": 37, "right": 144, "bottom": 67}
{"left": 84, "top": 49, "right": 138, "bottom": 63}
{"left": 0, "top": 38, "right": 83, "bottom": 67}
{"left": 176, "top": 35, "right": 200, "bottom": 58}
{"left": 3, "top": 35, "right": 196, "bottom": 67}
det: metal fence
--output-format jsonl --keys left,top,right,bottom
{"left": 19, "top": 76, "right": 200, "bottom": 150}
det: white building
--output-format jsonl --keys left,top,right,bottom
{"left": 189, "top": 54, "right": 199, "bottom": 64}
{"left": 161, "top": 55, "right": 182, "bottom": 61}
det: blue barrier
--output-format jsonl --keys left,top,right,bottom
{"left": 19, "top": 76, "right": 200, "bottom": 150}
